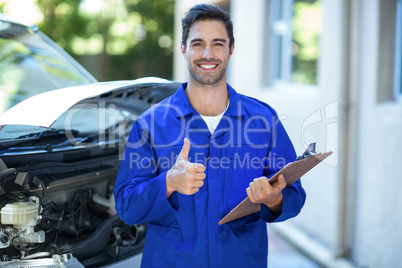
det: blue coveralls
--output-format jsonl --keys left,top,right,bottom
{"left": 114, "top": 83, "right": 306, "bottom": 267}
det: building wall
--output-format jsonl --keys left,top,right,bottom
{"left": 352, "top": 0, "right": 402, "bottom": 266}
{"left": 230, "top": 0, "right": 343, "bottom": 254}
{"left": 174, "top": 0, "right": 402, "bottom": 267}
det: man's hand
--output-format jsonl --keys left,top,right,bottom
{"left": 166, "top": 138, "right": 206, "bottom": 198}
{"left": 246, "top": 174, "right": 287, "bottom": 214}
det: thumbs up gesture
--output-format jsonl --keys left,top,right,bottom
{"left": 166, "top": 138, "right": 206, "bottom": 198}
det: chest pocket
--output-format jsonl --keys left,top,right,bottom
{"left": 222, "top": 145, "right": 268, "bottom": 208}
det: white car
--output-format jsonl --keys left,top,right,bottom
{"left": 0, "top": 14, "right": 178, "bottom": 267}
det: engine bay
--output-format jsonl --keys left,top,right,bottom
{"left": 0, "top": 166, "right": 146, "bottom": 267}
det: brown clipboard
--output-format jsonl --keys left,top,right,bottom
{"left": 218, "top": 151, "right": 333, "bottom": 225}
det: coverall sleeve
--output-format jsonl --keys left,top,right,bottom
{"left": 113, "top": 117, "right": 179, "bottom": 225}
{"left": 260, "top": 116, "right": 306, "bottom": 223}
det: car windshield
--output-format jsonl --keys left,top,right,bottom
{"left": 51, "top": 103, "right": 135, "bottom": 138}
{"left": 0, "top": 102, "right": 136, "bottom": 151}
{"left": 0, "top": 19, "right": 96, "bottom": 113}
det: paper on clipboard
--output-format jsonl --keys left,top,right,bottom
{"left": 218, "top": 150, "right": 333, "bottom": 225}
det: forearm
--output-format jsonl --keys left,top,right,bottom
{"left": 260, "top": 181, "right": 306, "bottom": 222}
{"left": 263, "top": 193, "right": 283, "bottom": 214}
{"left": 114, "top": 170, "right": 179, "bottom": 225}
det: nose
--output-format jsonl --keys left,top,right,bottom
{"left": 202, "top": 45, "right": 214, "bottom": 59}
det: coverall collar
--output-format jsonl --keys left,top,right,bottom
{"left": 172, "top": 82, "right": 246, "bottom": 118}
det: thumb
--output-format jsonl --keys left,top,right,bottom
{"left": 178, "top": 138, "right": 191, "bottom": 161}
{"left": 277, "top": 174, "right": 287, "bottom": 188}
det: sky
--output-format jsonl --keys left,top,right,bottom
{"left": 79, "top": 0, "right": 104, "bottom": 14}
{"left": 1, "top": 0, "right": 42, "bottom": 25}
{"left": 1, "top": 0, "right": 103, "bottom": 25}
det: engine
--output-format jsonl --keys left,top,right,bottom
{"left": 1, "top": 195, "right": 44, "bottom": 250}
{"left": 0, "top": 170, "right": 146, "bottom": 267}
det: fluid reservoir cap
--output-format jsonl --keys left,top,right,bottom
{"left": 8, "top": 193, "right": 29, "bottom": 203}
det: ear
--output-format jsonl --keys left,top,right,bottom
{"left": 180, "top": 42, "right": 186, "bottom": 57}
{"left": 228, "top": 43, "right": 235, "bottom": 60}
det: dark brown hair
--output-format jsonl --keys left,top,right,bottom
{"left": 181, "top": 4, "right": 234, "bottom": 50}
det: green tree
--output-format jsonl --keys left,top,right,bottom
{"left": 291, "top": 0, "right": 321, "bottom": 84}
{"left": 116, "top": 0, "right": 175, "bottom": 80}
{"left": 35, "top": 0, "right": 174, "bottom": 81}
{"left": 36, "top": 0, "right": 90, "bottom": 54}
{"left": 0, "top": 2, "right": 6, "bottom": 13}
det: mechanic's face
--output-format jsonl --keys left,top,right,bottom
{"left": 181, "top": 20, "right": 234, "bottom": 86}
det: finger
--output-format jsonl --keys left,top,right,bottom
{"left": 194, "top": 173, "right": 206, "bottom": 181}
{"left": 276, "top": 174, "right": 287, "bottom": 189}
{"left": 249, "top": 181, "right": 258, "bottom": 199}
{"left": 254, "top": 178, "right": 265, "bottom": 191}
{"left": 187, "top": 162, "right": 205, "bottom": 173}
{"left": 191, "top": 187, "right": 200, "bottom": 194}
{"left": 246, "top": 187, "right": 256, "bottom": 203}
{"left": 194, "top": 163, "right": 206, "bottom": 173}
{"left": 256, "top": 176, "right": 270, "bottom": 191}
{"left": 184, "top": 187, "right": 199, "bottom": 195}
{"left": 193, "top": 180, "right": 204, "bottom": 188}
{"left": 178, "top": 138, "right": 190, "bottom": 161}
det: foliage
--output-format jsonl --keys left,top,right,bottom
{"left": 291, "top": 0, "right": 321, "bottom": 84}
{"left": 36, "top": 0, "right": 90, "bottom": 52}
{"left": 34, "top": 0, "right": 174, "bottom": 81}
{"left": 0, "top": 2, "right": 6, "bottom": 13}
{"left": 117, "top": 0, "right": 175, "bottom": 80}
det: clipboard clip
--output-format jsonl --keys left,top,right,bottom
{"left": 296, "top": 142, "right": 319, "bottom": 160}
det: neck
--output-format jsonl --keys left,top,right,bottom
{"left": 185, "top": 79, "right": 229, "bottom": 116}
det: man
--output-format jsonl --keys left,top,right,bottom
{"left": 114, "top": 4, "right": 306, "bottom": 267}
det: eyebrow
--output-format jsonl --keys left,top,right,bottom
{"left": 189, "top": 38, "right": 203, "bottom": 45}
{"left": 212, "top": 38, "right": 227, "bottom": 43}
{"left": 189, "top": 38, "right": 228, "bottom": 45}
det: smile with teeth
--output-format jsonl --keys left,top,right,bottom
{"left": 199, "top": 64, "right": 218, "bottom": 69}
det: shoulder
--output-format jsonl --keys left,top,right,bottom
{"left": 237, "top": 93, "right": 279, "bottom": 119}
{"left": 137, "top": 94, "right": 175, "bottom": 122}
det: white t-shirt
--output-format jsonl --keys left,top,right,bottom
{"left": 200, "top": 101, "right": 229, "bottom": 134}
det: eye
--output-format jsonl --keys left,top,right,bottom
{"left": 192, "top": 43, "right": 202, "bottom": 47}
{"left": 214, "top": 43, "right": 224, "bottom": 47}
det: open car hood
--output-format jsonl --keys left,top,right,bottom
{"left": 0, "top": 77, "right": 172, "bottom": 128}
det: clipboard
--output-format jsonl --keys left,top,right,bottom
{"left": 218, "top": 144, "right": 333, "bottom": 225}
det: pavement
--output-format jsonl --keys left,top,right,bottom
{"left": 267, "top": 224, "right": 321, "bottom": 268}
